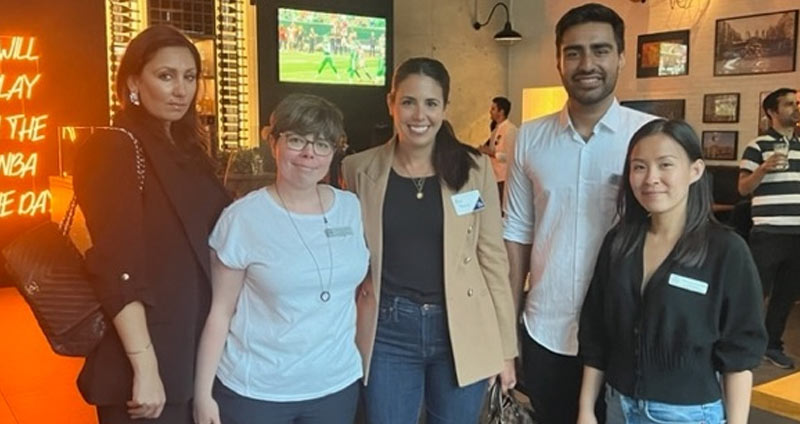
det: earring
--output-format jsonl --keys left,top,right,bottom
{"left": 129, "top": 91, "right": 140, "bottom": 106}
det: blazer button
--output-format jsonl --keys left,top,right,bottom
{"left": 120, "top": 273, "right": 131, "bottom": 282}
{"left": 467, "top": 225, "right": 473, "bottom": 234}
{"left": 467, "top": 288, "right": 474, "bottom": 297}
{"left": 463, "top": 256, "right": 471, "bottom": 264}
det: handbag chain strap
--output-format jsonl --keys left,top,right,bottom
{"left": 59, "top": 127, "right": 146, "bottom": 235}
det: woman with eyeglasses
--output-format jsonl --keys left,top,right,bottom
{"left": 193, "top": 93, "right": 369, "bottom": 424}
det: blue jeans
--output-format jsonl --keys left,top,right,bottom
{"left": 364, "top": 295, "right": 488, "bottom": 424}
{"left": 605, "top": 384, "right": 726, "bottom": 424}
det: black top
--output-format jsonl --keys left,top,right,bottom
{"left": 74, "top": 109, "right": 230, "bottom": 405}
{"left": 381, "top": 168, "right": 444, "bottom": 304}
{"left": 579, "top": 226, "right": 767, "bottom": 405}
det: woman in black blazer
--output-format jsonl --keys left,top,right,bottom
{"left": 73, "top": 25, "right": 230, "bottom": 424}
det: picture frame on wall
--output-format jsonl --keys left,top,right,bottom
{"left": 758, "top": 90, "right": 772, "bottom": 135}
{"left": 620, "top": 99, "right": 686, "bottom": 120}
{"left": 714, "top": 10, "right": 798, "bottom": 76}
{"left": 703, "top": 93, "right": 740, "bottom": 123}
{"left": 636, "top": 30, "right": 690, "bottom": 78}
{"left": 702, "top": 131, "right": 739, "bottom": 160}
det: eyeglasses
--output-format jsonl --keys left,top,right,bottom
{"left": 279, "top": 132, "right": 334, "bottom": 156}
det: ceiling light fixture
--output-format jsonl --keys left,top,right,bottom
{"left": 472, "top": 2, "right": 522, "bottom": 45}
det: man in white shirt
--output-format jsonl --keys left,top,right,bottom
{"left": 480, "top": 97, "right": 518, "bottom": 206}
{"left": 504, "top": 4, "right": 654, "bottom": 423}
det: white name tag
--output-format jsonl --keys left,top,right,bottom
{"left": 451, "top": 190, "right": 485, "bottom": 216}
{"left": 668, "top": 273, "right": 708, "bottom": 295}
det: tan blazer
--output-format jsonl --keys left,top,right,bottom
{"left": 342, "top": 139, "right": 518, "bottom": 387}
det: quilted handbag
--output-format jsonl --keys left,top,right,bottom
{"left": 2, "top": 127, "right": 145, "bottom": 356}
{"left": 481, "top": 381, "right": 537, "bottom": 424}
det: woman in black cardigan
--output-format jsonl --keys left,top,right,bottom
{"left": 577, "top": 120, "right": 766, "bottom": 424}
{"left": 73, "top": 25, "right": 230, "bottom": 423}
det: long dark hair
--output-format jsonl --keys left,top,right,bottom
{"left": 115, "top": 25, "right": 212, "bottom": 168}
{"left": 611, "top": 119, "right": 721, "bottom": 268}
{"left": 390, "top": 57, "right": 478, "bottom": 191}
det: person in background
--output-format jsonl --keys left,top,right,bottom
{"left": 73, "top": 25, "right": 230, "bottom": 423}
{"left": 738, "top": 87, "right": 800, "bottom": 370}
{"left": 193, "top": 93, "right": 369, "bottom": 424}
{"left": 578, "top": 119, "right": 766, "bottom": 424}
{"left": 503, "top": 4, "right": 655, "bottom": 423}
{"left": 342, "top": 57, "right": 517, "bottom": 424}
{"left": 479, "top": 96, "right": 518, "bottom": 205}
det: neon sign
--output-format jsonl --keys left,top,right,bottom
{"left": 0, "top": 35, "right": 50, "bottom": 218}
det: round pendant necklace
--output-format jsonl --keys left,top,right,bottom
{"left": 411, "top": 177, "right": 425, "bottom": 199}
{"left": 275, "top": 185, "right": 334, "bottom": 303}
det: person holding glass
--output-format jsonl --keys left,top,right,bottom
{"left": 739, "top": 87, "right": 800, "bottom": 370}
{"left": 579, "top": 119, "right": 766, "bottom": 424}
{"left": 193, "top": 93, "right": 369, "bottom": 424}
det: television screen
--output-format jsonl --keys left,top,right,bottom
{"left": 278, "top": 8, "right": 386, "bottom": 86}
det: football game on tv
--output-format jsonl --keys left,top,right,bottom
{"left": 278, "top": 8, "right": 387, "bottom": 86}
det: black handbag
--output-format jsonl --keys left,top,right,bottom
{"left": 2, "top": 127, "right": 145, "bottom": 357}
{"left": 481, "top": 381, "right": 537, "bottom": 424}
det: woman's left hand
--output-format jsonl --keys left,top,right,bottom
{"left": 495, "top": 359, "right": 517, "bottom": 393}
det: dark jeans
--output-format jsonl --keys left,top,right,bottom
{"left": 521, "top": 332, "right": 605, "bottom": 424}
{"left": 364, "top": 295, "right": 488, "bottom": 424}
{"left": 749, "top": 230, "right": 800, "bottom": 349}
{"left": 214, "top": 378, "right": 360, "bottom": 424}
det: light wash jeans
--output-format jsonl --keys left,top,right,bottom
{"left": 605, "top": 384, "right": 726, "bottom": 424}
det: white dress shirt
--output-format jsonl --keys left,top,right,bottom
{"left": 490, "top": 119, "right": 519, "bottom": 183}
{"left": 504, "top": 99, "right": 654, "bottom": 356}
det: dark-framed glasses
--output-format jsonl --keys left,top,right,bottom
{"left": 280, "top": 132, "right": 334, "bottom": 156}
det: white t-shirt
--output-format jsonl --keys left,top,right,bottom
{"left": 209, "top": 186, "right": 369, "bottom": 401}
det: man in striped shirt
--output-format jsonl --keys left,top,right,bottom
{"left": 739, "top": 87, "right": 800, "bottom": 369}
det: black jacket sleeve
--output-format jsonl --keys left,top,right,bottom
{"left": 712, "top": 233, "right": 768, "bottom": 373}
{"left": 73, "top": 129, "right": 151, "bottom": 319}
{"left": 579, "top": 230, "right": 614, "bottom": 370}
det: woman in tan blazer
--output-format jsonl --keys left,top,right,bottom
{"left": 341, "top": 57, "right": 517, "bottom": 424}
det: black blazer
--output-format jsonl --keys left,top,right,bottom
{"left": 73, "top": 111, "right": 230, "bottom": 405}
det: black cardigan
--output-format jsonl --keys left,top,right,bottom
{"left": 579, "top": 226, "right": 766, "bottom": 405}
{"left": 74, "top": 110, "right": 230, "bottom": 405}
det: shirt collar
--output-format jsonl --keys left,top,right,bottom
{"left": 766, "top": 126, "right": 798, "bottom": 142}
{"left": 558, "top": 98, "right": 622, "bottom": 136}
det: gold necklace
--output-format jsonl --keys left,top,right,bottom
{"left": 274, "top": 185, "right": 334, "bottom": 303}
{"left": 397, "top": 161, "right": 430, "bottom": 200}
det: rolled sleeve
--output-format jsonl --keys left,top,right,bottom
{"left": 74, "top": 130, "right": 149, "bottom": 319}
{"left": 713, "top": 235, "right": 768, "bottom": 373}
{"left": 503, "top": 125, "right": 534, "bottom": 244}
{"left": 209, "top": 205, "right": 250, "bottom": 270}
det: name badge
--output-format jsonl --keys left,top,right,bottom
{"left": 451, "top": 190, "right": 485, "bottom": 216}
{"left": 668, "top": 273, "right": 708, "bottom": 295}
{"left": 325, "top": 226, "right": 353, "bottom": 238}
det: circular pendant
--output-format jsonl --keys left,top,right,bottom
{"left": 320, "top": 291, "right": 331, "bottom": 302}
{"left": 416, "top": 192, "right": 423, "bottom": 200}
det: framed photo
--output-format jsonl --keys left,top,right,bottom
{"left": 758, "top": 90, "right": 771, "bottom": 135}
{"left": 703, "top": 93, "right": 740, "bottom": 123}
{"left": 714, "top": 10, "right": 798, "bottom": 76}
{"left": 620, "top": 99, "right": 685, "bottom": 120}
{"left": 637, "top": 30, "right": 690, "bottom": 78}
{"left": 702, "top": 131, "right": 739, "bottom": 160}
